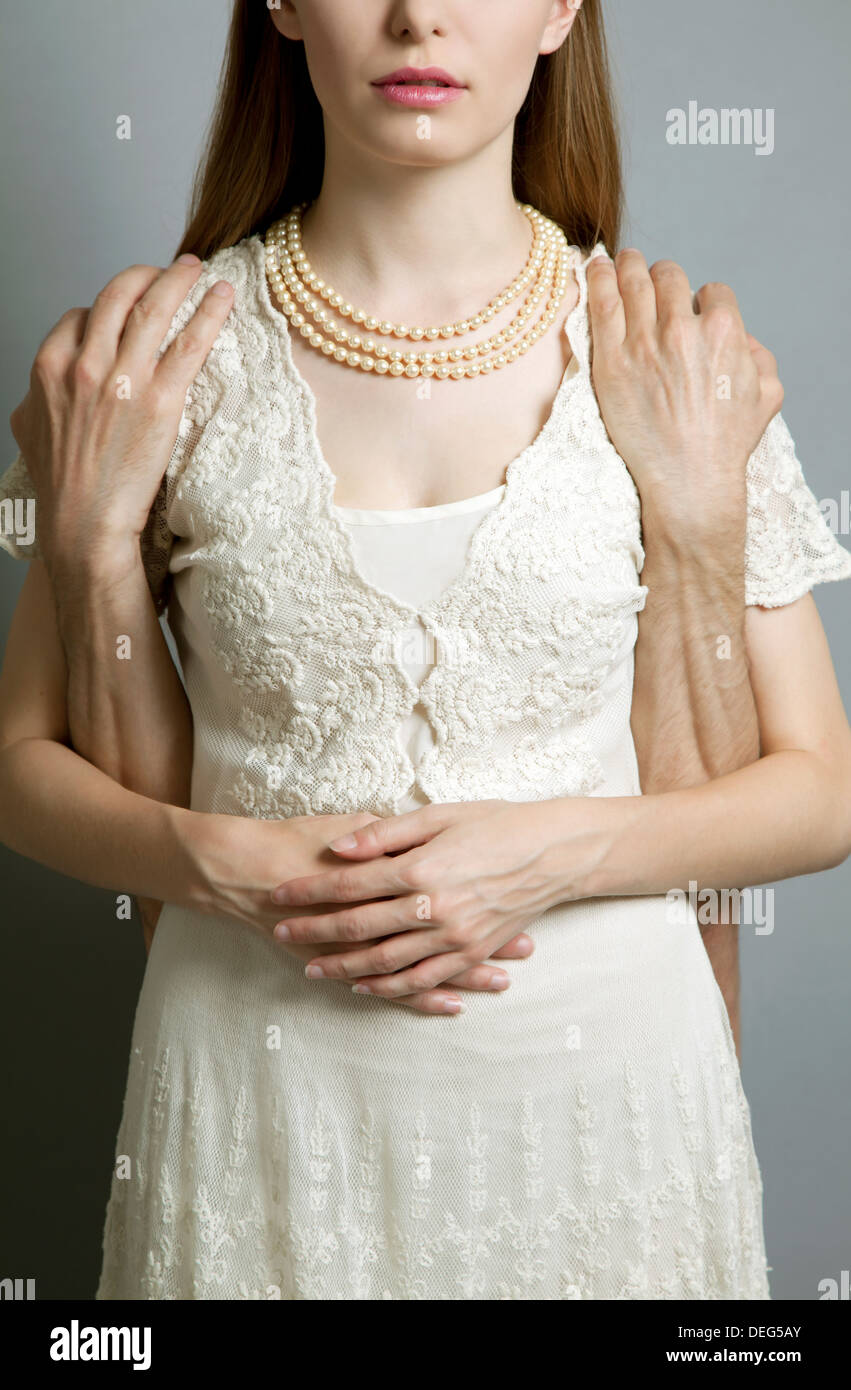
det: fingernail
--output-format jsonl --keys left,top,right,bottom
{"left": 176, "top": 253, "right": 200, "bottom": 265}
{"left": 270, "top": 886, "right": 289, "bottom": 904}
{"left": 352, "top": 984, "right": 371, "bottom": 994}
{"left": 329, "top": 834, "right": 357, "bottom": 850}
{"left": 274, "top": 924, "right": 291, "bottom": 941}
{"left": 490, "top": 972, "right": 510, "bottom": 990}
{"left": 443, "top": 999, "right": 464, "bottom": 1013}
{"left": 212, "top": 280, "right": 233, "bottom": 297}
{"left": 305, "top": 963, "right": 324, "bottom": 979}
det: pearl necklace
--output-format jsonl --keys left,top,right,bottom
{"left": 264, "top": 201, "right": 573, "bottom": 381}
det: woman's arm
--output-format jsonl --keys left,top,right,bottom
{"left": 577, "top": 592, "right": 851, "bottom": 895}
{"left": 0, "top": 559, "right": 532, "bottom": 1011}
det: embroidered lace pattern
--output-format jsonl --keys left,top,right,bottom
{"left": 96, "top": 1027, "right": 769, "bottom": 1300}
{"left": 3, "top": 230, "right": 849, "bottom": 1301}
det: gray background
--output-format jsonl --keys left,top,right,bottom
{"left": 0, "top": 0, "right": 848, "bottom": 1300}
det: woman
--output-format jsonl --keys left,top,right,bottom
{"left": 2, "top": 0, "right": 851, "bottom": 1300}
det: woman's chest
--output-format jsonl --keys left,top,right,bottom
{"left": 285, "top": 286, "right": 579, "bottom": 510}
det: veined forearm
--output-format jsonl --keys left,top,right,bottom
{"left": 53, "top": 549, "right": 192, "bottom": 805}
{"left": 52, "top": 549, "right": 193, "bottom": 945}
{"left": 630, "top": 499, "right": 758, "bottom": 1057}
{"left": 570, "top": 748, "right": 851, "bottom": 902}
{"left": 631, "top": 504, "right": 759, "bottom": 791}
{"left": 0, "top": 735, "right": 196, "bottom": 904}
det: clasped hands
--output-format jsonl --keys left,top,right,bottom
{"left": 270, "top": 798, "right": 578, "bottom": 1004}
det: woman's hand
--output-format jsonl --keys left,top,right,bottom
{"left": 186, "top": 807, "right": 536, "bottom": 1013}
{"left": 8, "top": 256, "right": 233, "bottom": 588}
{"left": 268, "top": 800, "right": 579, "bottom": 998}
{"left": 585, "top": 249, "right": 784, "bottom": 532}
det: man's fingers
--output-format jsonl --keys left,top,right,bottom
{"left": 81, "top": 264, "right": 164, "bottom": 367}
{"left": 614, "top": 248, "right": 657, "bottom": 342}
{"left": 98, "top": 255, "right": 232, "bottom": 392}
{"left": 693, "top": 281, "right": 747, "bottom": 336}
{"left": 30, "top": 307, "right": 90, "bottom": 383}
{"left": 585, "top": 254, "right": 626, "bottom": 357}
{"left": 746, "top": 332, "right": 779, "bottom": 376}
{"left": 154, "top": 278, "right": 235, "bottom": 397}
{"left": 648, "top": 259, "right": 694, "bottom": 326}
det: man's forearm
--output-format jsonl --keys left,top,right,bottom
{"left": 630, "top": 497, "right": 759, "bottom": 1058}
{"left": 51, "top": 547, "right": 193, "bottom": 947}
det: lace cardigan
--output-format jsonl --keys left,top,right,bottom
{"left": 2, "top": 234, "right": 850, "bottom": 819}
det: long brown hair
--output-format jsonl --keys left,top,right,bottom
{"left": 175, "top": 1, "right": 623, "bottom": 261}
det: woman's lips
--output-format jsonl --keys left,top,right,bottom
{"left": 372, "top": 82, "right": 466, "bottom": 108}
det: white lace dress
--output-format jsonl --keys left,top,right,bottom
{"left": 3, "top": 231, "right": 850, "bottom": 1300}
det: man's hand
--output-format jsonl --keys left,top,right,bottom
{"left": 9, "top": 256, "right": 235, "bottom": 590}
{"left": 585, "top": 248, "right": 783, "bottom": 527}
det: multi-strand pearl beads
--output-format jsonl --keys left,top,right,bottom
{"left": 264, "top": 201, "right": 573, "bottom": 381}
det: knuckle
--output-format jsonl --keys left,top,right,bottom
{"left": 335, "top": 868, "right": 360, "bottom": 898}
{"left": 93, "top": 281, "right": 128, "bottom": 307}
{"left": 764, "top": 376, "right": 784, "bottom": 410}
{"left": 174, "top": 329, "right": 202, "bottom": 358}
{"left": 129, "top": 296, "right": 156, "bottom": 327}
{"left": 706, "top": 305, "right": 739, "bottom": 338}
{"left": 144, "top": 378, "right": 171, "bottom": 415}
{"left": 399, "top": 858, "right": 432, "bottom": 893}
{"left": 71, "top": 354, "right": 101, "bottom": 390}
{"left": 617, "top": 268, "right": 647, "bottom": 293}
{"left": 31, "top": 346, "right": 60, "bottom": 383}
{"left": 649, "top": 258, "right": 682, "bottom": 277}
{"left": 371, "top": 944, "right": 396, "bottom": 974}
{"left": 659, "top": 316, "right": 690, "bottom": 350}
{"left": 439, "top": 923, "right": 467, "bottom": 952}
{"left": 338, "top": 916, "right": 366, "bottom": 942}
{"left": 700, "top": 280, "right": 733, "bottom": 297}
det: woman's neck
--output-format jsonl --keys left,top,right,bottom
{"left": 300, "top": 148, "right": 532, "bottom": 326}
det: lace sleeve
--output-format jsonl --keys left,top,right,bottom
{"left": 744, "top": 409, "right": 851, "bottom": 607}
{"left": 1, "top": 257, "right": 222, "bottom": 616}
